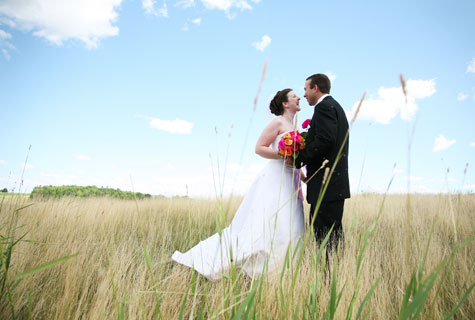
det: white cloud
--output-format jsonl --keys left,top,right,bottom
{"left": 0, "top": 160, "right": 6, "bottom": 164}
{"left": 253, "top": 34, "right": 271, "bottom": 52}
{"left": 149, "top": 117, "right": 193, "bottom": 134}
{"left": 347, "top": 78, "right": 436, "bottom": 124}
{"left": 142, "top": 0, "right": 168, "bottom": 17}
{"left": 21, "top": 164, "right": 34, "bottom": 170}
{"left": 38, "top": 172, "right": 78, "bottom": 186}
{"left": 174, "top": 0, "right": 259, "bottom": 18}
{"left": 457, "top": 92, "right": 468, "bottom": 101}
{"left": 183, "top": 17, "right": 201, "bottom": 31}
{"left": 405, "top": 175, "right": 423, "bottom": 181}
{"left": 392, "top": 168, "right": 403, "bottom": 175}
{"left": 166, "top": 163, "right": 175, "bottom": 170}
{"left": 0, "top": 29, "right": 11, "bottom": 39}
{"left": 463, "top": 184, "right": 475, "bottom": 190}
{"left": 433, "top": 134, "right": 456, "bottom": 152}
{"left": 191, "top": 18, "right": 201, "bottom": 25}
{"left": 467, "top": 57, "right": 475, "bottom": 73}
{"left": 199, "top": 0, "right": 258, "bottom": 18}
{"left": 76, "top": 155, "right": 91, "bottom": 161}
{"left": 0, "top": 0, "right": 122, "bottom": 49}
{"left": 0, "top": 28, "right": 14, "bottom": 60}
{"left": 175, "top": 0, "right": 195, "bottom": 8}
{"left": 471, "top": 142, "right": 475, "bottom": 147}
{"left": 410, "top": 184, "right": 442, "bottom": 194}
{"left": 1, "top": 48, "right": 9, "bottom": 60}
{"left": 202, "top": 0, "right": 252, "bottom": 11}
{"left": 327, "top": 72, "right": 336, "bottom": 82}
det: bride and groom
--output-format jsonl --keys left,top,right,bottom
{"left": 172, "top": 73, "right": 350, "bottom": 279}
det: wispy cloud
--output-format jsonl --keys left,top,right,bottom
{"left": 1, "top": 48, "right": 10, "bottom": 60}
{"left": 202, "top": 0, "right": 252, "bottom": 11}
{"left": 0, "top": 29, "right": 11, "bottom": 40}
{"left": 198, "top": 0, "right": 259, "bottom": 18}
{"left": 470, "top": 142, "right": 475, "bottom": 147}
{"left": 0, "top": 0, "right": 122, "bottom": 49}
{"left": 457, "top": 92, "right": 468, "bottom": 101}
{"left": 175, "top": 0, "right": 195, "bottom": 8}
{"left": 405, "top": 175, "right": 423, "bottom": 182}
{"left": 433, "top": 134, "right": 456, "bottom": 152}
{"left": 142, "top": 0, "right": 168, "bottom": 17}
{"left": 76, "top": 155, "right": 91, "bottom": 161}
{"left": 327, "top": 72, "right": 336, "bottom": 82}
{"left": 0, "top": 29, "right": 15, "bottom": 60}
{"left": 175, "top": 0, "right": 259, "bottom": 19}
{"left": 20, "top": 163, "right": 34, "bottom": 170}
{"left": 347, "top": 78, "right": 436, "bottom": 124}
{"left": 253, "top": 35, "right": 271, "bottom": 52}
{"left": 0, "top": 160, "right": 6, "bottom": 165}
{"left": 149, "top": 117, "right": 193, "bottom": 134}
{"left": 467, "top": 57, "right": 475, "bottom": 73}
{"left": 182, "top": 17, "right": 201, "bottom": 31}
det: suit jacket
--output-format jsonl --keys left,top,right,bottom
{"left": 296, "top": 96, "right": 350, "bottom": 204}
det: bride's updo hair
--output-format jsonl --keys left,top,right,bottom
{"left": 269, "top": 88, "right": 292, "bottom": 116}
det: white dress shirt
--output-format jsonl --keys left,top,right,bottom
{"left": 315, "top": 94, "right": 330, "bottom": 106}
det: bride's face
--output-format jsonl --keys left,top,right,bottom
{"left": 285, "top": 90, "right": 301, "bottom": 112}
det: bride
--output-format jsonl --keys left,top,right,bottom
{"left": 172, "top": 88, "right": 305, "bottom": 279}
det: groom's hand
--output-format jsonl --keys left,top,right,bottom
{"left": 284, "top": 157, "right": 294, "bottom": 165}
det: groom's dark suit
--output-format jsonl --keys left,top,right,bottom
{"left": 295, "top": 95, "right": 350, "bottom": 248}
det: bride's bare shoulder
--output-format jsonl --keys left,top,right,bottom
{"left": 268, "top": 116, "right": 285, "bottom": 130}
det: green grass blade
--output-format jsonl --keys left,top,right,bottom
{"left": 143, "top": 243, "right": 152, "bottom": 271}
{"left": 355, "top": 279, "right": 380, "bottom": 320}
{"left": 442, "top": 283, "right": 475, "bottom": 320}
{"left": 401, "top": 267, "right": 441, "bottom": 320}
{"left": 399, "top": 270, "right": 416, "bottom": 320}
{"left": 13, "top": 254, "right": 77, "bottom": 281}
{"left": 118, "top": 289, "right": 127, "bottom": 320}
{"left": 328, "top": 259, "right": 338, "bottom": 319}
{"left": 178, "top": 283, "right": 190, "bottom": 320}
{"left": 231, "top": 284, "right": 257, "bottom": 320}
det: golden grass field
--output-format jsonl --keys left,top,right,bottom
{"left": 0, "top": 193, "right": 474, "bottom": 319}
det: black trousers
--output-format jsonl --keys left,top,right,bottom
{"left": 309, "top": 200, "right": 345, "bottom": 250}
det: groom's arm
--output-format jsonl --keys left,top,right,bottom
{"left": 296, "top": 102, "right": 337, "bottom": 168}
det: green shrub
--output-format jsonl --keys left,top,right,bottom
{"left": 30, "top": 185, "right": 152, "bottom": 200}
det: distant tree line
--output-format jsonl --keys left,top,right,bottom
{"left": 30, "top": 185, "right": 152, "bottom": 200}
{"left": 1, "top": 188, "right": 7, "bottom": 193}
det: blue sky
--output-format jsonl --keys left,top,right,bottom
{"left": 1, "top": 0, "right": 474, "bottom": 197}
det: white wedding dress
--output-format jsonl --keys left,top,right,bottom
{"left": 172, "top": 131, "right": 305, "bottom": 279}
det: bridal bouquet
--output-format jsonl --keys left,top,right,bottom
{"left": 278, "top": 130, "right": 306, "bottom": 159}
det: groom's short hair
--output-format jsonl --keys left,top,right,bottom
{"left": 307, "top": 74, "right": 331, "bottom": 94}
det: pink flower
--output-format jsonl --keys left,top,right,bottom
{"left": 302, "top": 119, "right": 311, "bottom": 129}
{"left": 278, "top": 139, "right": 286, "bottom": 150}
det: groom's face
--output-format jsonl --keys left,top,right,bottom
{"left": 304, "top": 79, "right": 318, "bottom": 106}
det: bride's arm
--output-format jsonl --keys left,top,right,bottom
{"left": 255, "top": 118, "right": 282, "bottom": 160}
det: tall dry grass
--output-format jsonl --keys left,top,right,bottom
{"left": 0, "top": 193, "right": 474, "bottom": 319}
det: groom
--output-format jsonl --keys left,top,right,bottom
{"left": 295, "top": 73, "right": 350, "bottom": 251}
